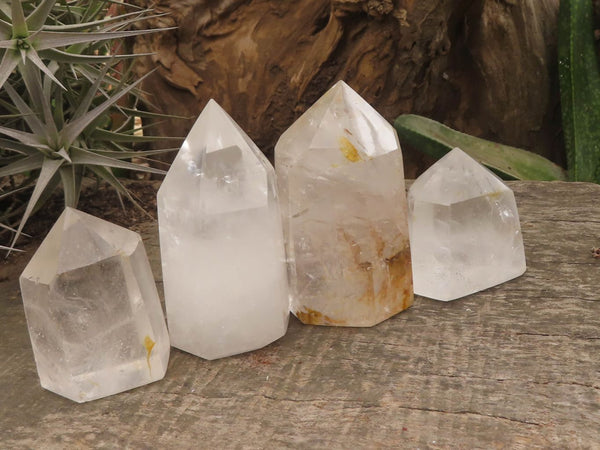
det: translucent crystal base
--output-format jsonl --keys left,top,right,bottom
{"left": 20, "top": 208, "right": 170, "bottom": 402}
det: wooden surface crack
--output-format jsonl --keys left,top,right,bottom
{"left": 515, "top": 332, "right": 600, "bottom": 340}
{"left": 395, "top": 406, "right": 542, "bottom": 426}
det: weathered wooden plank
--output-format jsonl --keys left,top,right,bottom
{"left": 509, "top": 181, "right": 600, "bottom": 221}
{"left": 1, "top": 181, "right": 599, "bottom": 449}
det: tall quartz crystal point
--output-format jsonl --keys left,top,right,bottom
{"left": 408, "top": 147, "right": 527, "bottom": 301}
{"left": 19, "top": 208, "right": 170, "bottom": 402}
{"left": 157, "top": 99, "right": 289, "bottom": 360}
{"left": 275, "top": 80, "right": 413, "bottom": 327}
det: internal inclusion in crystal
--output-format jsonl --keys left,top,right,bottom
{"left": 275, "top": 81, "right": 413, "bottom": 326}
{"left": 408, "top": 147, "right": 527, "bottom": 301}
{"left": 158, "top": 99, "right": 289, "bottom": 360}
{"left": 19, "top": 208, "right": 170, "bottom": 402}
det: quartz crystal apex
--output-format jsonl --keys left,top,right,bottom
{"left": 410, "top": 147, "right": 509, "bottom": 205}
{"left": 158, "top": 99, "right": 289, "bottom": 360}
{"left": 20, "top": 208, "right": 170, "bottom": 402}
{"left": 275, "top": 80, "right": 413, "bottom": 327}
{"left": 408, "top": 147, "right": 527, "bottom": 301}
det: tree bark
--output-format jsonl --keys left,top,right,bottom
{"left": 132, "top": 0, "right": 561, "bottom": 177}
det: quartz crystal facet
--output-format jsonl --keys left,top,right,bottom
{"left": 157, "top": 99, "right": 289, "bottom": 360}
{"left": 275, "top": 81, "right": 413, "bottom": 327}
{"left": 408, "top": 147, "right": 527, "bottom": 301}
{"left": 19, "top": 208, "right": 170, "bottom": 402}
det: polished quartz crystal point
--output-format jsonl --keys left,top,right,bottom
{"left": 19, "top": 208, "right": 170, "bottom": 403}
{"left": 157, "top": 99, "right": 289, "bottom": 360}
{"left": 408, "top": 147, "right": 527, "bottom": 301}
{"left": 275, "top": 80, "right": 413, "bottom": 327}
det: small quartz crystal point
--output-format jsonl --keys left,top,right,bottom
{"left": 157, "top": 99, "right": 289, "bottom": 360}
{"left": 408, "top": 147, "right": 527, "bottom": 301}
{"left": 275, "top": 80, "right": 413, "bottom": 327}
{"left": 19, "top": 208, "right": 170, "bottom": 403}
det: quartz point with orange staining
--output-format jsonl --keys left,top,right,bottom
{"left": 275, "top": 80, "right": 414, "bottom": 326}
{"left": 19, "top": 208, "right": 170, "bottom": 402}
{"left": 408, "top": 148, "right": 526, "bottom": 301}
{"left": 158, "top": 100, "right": 289, "bottom": 359}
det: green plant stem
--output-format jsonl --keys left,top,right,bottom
{"left": 558, "top": 0, "right": 600, "bottom": 183}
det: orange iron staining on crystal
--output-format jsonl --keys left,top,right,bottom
{"left": 275, "top": 81, "right": 413, "bottom": 327}
{"left": 295, "top": 308, "right": 347, "bottom": 326}
{"left": 339, "top": 136, "right": 362, "bottom": 162}
{"left": 144, "top": 335, "right": 156, "bottom": 374}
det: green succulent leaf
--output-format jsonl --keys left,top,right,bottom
{"left": 33, "top": 28, "right": 165, "bottom": 51}
{"left": 0, "top": 113, "right": 26, "bottom": 120}
{"left": 1, "top": 189, "right": 30, "bottom": 206}
{"left": 92, "top": 128, "right": 183, "bottom": 143}
{"left": 39, "top": 47, "right": 140, "bottom": 64}
{"left": 59, "top": 164, "right": 81, "bottom": 208}
{"left": 0, "top": 39, "right": 17, "bottom": 48}
{"left": 9, "top": 156, "right": 63, "bottom": 249}
{"left": 42, "top": 9, "right": 147, "bottom": 31}
{"left": 118, "top": 106, "right": 191, "bottom": 121}
{"left": 26, "top": 0, "right": 60, "bottom": 31}
{"left": 62, "top": 71, "right": 152, "bottom": 147}
{"left": 2, "top": 81, "right": 46, "bottom": 137}
{"left": 0, "top": 243, "right": 22, "bottom": 252}
{"left": 74, "top": 61, "right": 112, "bottom": 119}
{"left": 75, "top": 64, "right": 130, "bottom": 98}
{"left": 11, "top": 0, "right": 28, "bottom": 38}
{"left": 87, "top": 164, "right": 137, "bottom": 211}
{"left": 394, "top": 114, "right": 567, "bottom": 181}
{"left": 56, "top": 148, "right": 71, "bottom": 162}
{"left": 0, "top": 152, "right": 44, "bottom": 177}
{"left": 0, "top": 138, "right": 38, "bottom": 155}
{"left": 0, "top": 49, "right": 19, "bottom": 87}
{"left": 0, "top": 18, "right": 11, "bottom": 37}
{"left": 90, "top": 147, "right": 179, "bottom": 159}
{"left": 20, "top": 60, "right": 57, "bottom": 136}
{"left": 70, "top": 147, "right": 166, "bottom": 175}
{"left": 0, "top": 124, "right": 47, "bottom": 147}
{"left": 25, "top": 46, "right": 65, "bottom": 89}
{"left": 0, "top": 1, "right": 180, "bottom": 247}
{"left": 0, "top": 5, "right": 11, "bottom": 22}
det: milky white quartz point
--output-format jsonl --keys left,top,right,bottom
{"left": 19, "top": 208, "right": 170, "bottom": 402}
{"left": 275, "top": 80, "right": 413, "bottom": 327}
{"left": 408, "top": 147, "right": 527, "bottom": 301}
{"left": 157, "top": 99, "right": 289, "bottom": 360}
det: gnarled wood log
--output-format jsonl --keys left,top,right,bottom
{"left": 132, "top": 0, "right": 561, "bottom": 176}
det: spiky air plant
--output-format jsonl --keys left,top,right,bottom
{"left": 0, "top": 0, "right": 179, "bottom": 250}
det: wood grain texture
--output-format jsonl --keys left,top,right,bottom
{"left": 1, "top": 181, "right": 599, "bottom": 449}
{"left": 129, "top": 0, "right": 563, "bottom": 175}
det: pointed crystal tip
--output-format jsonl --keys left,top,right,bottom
{"left": 57, "top": 208, "right": 139, "bottom": 273}
{"left": 410, "top": 147, "right": 508, "bottom": 205}
{"left": 203, "top": 98, "right": 223, "bottom": 113}
{"left": 277, "top": 80, "right": 399, "bottom": 164}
